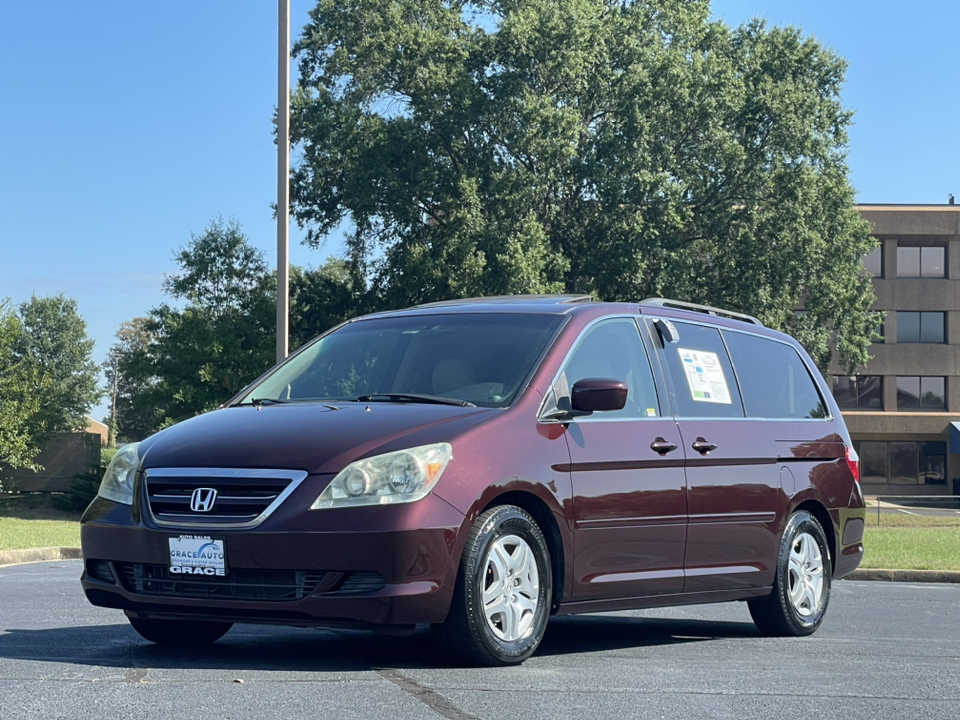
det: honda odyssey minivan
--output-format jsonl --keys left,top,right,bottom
{"left": 81, "top": 295, "right": 865, "bottom": 666}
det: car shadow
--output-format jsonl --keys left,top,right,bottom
{"left": 0, "top": 613, "right": 759, "bottom": 671}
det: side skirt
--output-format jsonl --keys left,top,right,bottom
{"left": 553, "top": 586, "right": 772, "bottom": 616}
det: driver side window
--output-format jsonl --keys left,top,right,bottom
{"left": 556, "top": 318, "right": 661, "bottom": 419}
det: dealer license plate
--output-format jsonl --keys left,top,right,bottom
{"left": 168, "top": 535, "right": 227, "bottom": 576}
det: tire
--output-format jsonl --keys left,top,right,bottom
{"left": 128, "top": 616, "right": 233, "bottom": 646}
{"left": 749, "top": 510, "right": 831, "bottom": 637}
{"left": 434, "top": 505, "right": 552, "bottom": 666}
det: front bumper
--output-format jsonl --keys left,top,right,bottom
{"left": 80, "top": 493, "right": 465, "bottom": 628}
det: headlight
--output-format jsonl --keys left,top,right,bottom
{"left": 97, "top": 442, "right": 141, "bottom": 505}
{"left": 310, "top": 443, "right": 452, "bottom": 510}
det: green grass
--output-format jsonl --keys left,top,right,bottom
{"left": 860, "top": 525, "right": 960, "bottom": 571}
{"left": 0, "top": 496, "right": 82, "bottom": 551}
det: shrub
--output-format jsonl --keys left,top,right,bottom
{"left": 53, "top": 447, "right": 117, "bottom": 514}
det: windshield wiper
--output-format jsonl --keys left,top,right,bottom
{"left": 355, "top": 393, "right": 475, "bottom": 407}
{"left": 238, "top": 397, "right": 290, "bottom": 406}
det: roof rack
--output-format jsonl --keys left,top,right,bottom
{"left": 414, "top": 294, "right": 593, "bottom": 308}
{"left": 639, "top": 298, "right": 763, "bottom": 326}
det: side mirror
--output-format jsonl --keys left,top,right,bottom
{"left": 571, "top": 378, "right": 628, "bottom": 413}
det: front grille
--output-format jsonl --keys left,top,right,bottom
{"left": 142, "top": 468, "right": 307, "bottom": 528}
{"left": 119, "top": 563, "right": 326, "bottom": 601}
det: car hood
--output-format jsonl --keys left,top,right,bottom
{"left": 138, "top": 402, "right": 495, "bottom": 474}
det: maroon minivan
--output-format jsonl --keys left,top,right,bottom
{"left": 81, "top": 296, "right": 865, "bottom": 665}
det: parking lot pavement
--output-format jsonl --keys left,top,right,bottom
{"left": 1, "top": 560, "right": 959, "bottom": 720}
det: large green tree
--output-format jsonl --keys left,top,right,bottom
{"left": 103, "top": 318, "right": 160, "bottom": 443}
{"left": 0, "top": 301, "right": 46, "bottom": 472}
{"left": 290, "top": 258, "right": 369, "bottom": 349}
{"left": 14, "top": 294, "right": 101, "bottom": 441}
{"left": 289, "top": 0, "right": 878, "bottom": 370}
{"left": 130, "top": 218, "right": 277, "bottom": 429}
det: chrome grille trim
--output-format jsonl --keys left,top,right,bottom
{"left": 142, "top": 467, "right": 308, "bottom": 529}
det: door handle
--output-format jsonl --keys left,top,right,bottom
{"left": 691, "top": 438, "right": 717, "bottom": 454}
{"left": 650, "top": 438, "right": 678, "bottom": 455}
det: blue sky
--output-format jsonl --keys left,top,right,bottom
{"left": 2, "top": 1, "right": 958, "bottom": 422}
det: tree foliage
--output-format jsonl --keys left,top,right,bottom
{"left": 127, "top": 218, "right": 277, "bottom": 429}
{"left": 103, "top": 318, "right": 160, "bottom": 443}
{"left": 0, "top": 301, "right": 46, "bottom": 471}
{"left": 289, "top": 0, "right": 878, "bottom": 371}
{"left": 14, "top": 294, "right": 101, "bottom": 441}
{"left": 290, "top": 258, "right": 369, "bottom": 349}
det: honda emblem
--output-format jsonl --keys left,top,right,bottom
{"left": 190, "top": 487, "right": 218, "bottom": 512}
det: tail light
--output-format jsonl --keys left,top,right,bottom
{"left": 845, "top": 445, "right": 860, "bottom": 483}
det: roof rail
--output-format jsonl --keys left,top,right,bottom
{"left": 414, "top": 294, "right": 593, "bottom": 308}
{"left": 639, "top": 298, "right": 763, "bottom": 326}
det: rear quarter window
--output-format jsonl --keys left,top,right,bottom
{"left": 722, "top": 331, "right": 828, "bottom": 419}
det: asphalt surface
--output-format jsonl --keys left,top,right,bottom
{"left": 1, "top": 560, "right": 958, "bottom": 720}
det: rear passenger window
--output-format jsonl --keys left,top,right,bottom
{"left": 722, "top": 331, "right": 827, "bottom": 419}
{"left": 663, "top": 322, "right": 744, "bottom": 418}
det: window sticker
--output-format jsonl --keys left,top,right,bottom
{"left": 677, "top": 348, "right": 732, "bottom": 404}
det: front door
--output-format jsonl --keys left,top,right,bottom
{"left": 548, "top": 317, "right": 688, "bottom": 601}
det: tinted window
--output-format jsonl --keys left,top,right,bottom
{"left": 920, "top": 442, "right": 946, "bottom": 484}
{"left": 890, "top": 442, "right": 919, "bottom": 484}
{"left": 858, "top": 441, "right": 888, "bottom": 484}
{"left": 557, "top": 317, "right": 660, "bottom": 419}
{"left": 661, "top": 322, "right": 744, "bottom": 418}
{"left": 243, "top": 313, "right": 562, "bottom": 408}
{"left": 897, "top": 247, "right": 920, "bottom": 277}
{"left": 724, "top": 332, "right": 826, "bottom": 419}
{"left": 832, "top": 376, "right": 882, "bottom": 409}
{"left": 862, "top": 247, "right": 882, "bottom": 277}
{"left": 897, "top": 246, "right": 946, "bottom": 278}
{"left": 857, "top": 440, "right": 947, "bottom": 485}
{"left": 897, "top": 376, "right": 946, "bottom": 411}
{"left": 897, "top": 312, "right": 945, "bottom": 343}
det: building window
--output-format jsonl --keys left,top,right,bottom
{"left": 856, "top": 440, "right": 946, "bottom": 485}
{"left": 832, "top": 376, "right": 882, "bottom": 409}
{"left": 872, "top": 323, "right": 885, "bottom": 344}
{"left": 896, "top": 311, "right": 945, "bottom": 343}
{"left": 897, "top": 246, "right": 945, "bottom": 278}
{"left": 896, "top": 376, "right": 946, "bottom": 411}
{"left": 859, "top": 441, "right": 888, "bottom": 483}
{"left": 862, "top": 247, "right": 882, "bottom": 277}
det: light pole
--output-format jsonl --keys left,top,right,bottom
{"left": 276, "top": 0, "right": 290, "bottom": 363}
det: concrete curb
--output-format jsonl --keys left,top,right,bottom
{"left": 1, "top": 549, "right": 959, "bottom": 583}
{"left": 844, "top": 568, "right": 960, "bottom": 584}
{"left": 0, "top": 547, "right": 82, "bottom": 568}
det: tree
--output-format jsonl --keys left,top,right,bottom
{"left": 289, "top": 0, "right": 878, "bottom": 371}
{"left": 14, "top": 294, "right": 101, "bottom": 441}
{"left": 0, "top": 301, "right": 46, "bottom": 473}
{"left": 290, "top": 258, "right": 369, "bottom": 349}
{"left": 129, "top": 219, "right": 276, "bottom": 428}
{"left": 103, "top": 318, "right": 159, "bottom": 443}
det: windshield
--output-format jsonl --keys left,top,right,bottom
{"left": 239, "top": 313, "right": 563, "bottom": 409}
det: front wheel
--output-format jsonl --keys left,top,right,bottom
{"left": 749, "top": 510, "right": 831, "bottom": 636}
{"left": 127, "top": 616, "right": 233, "bottom": 646}
{"left": 434, "top": 505, "right": 552, "bottom": 666}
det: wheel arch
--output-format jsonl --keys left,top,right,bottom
{"left": 480, "top": 491, "right": 566, "bottom": 613}
{"left": 792, "top": 499, "right": 836, "bottom": 574}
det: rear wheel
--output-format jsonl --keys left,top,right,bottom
{"left": 749, "top": 510, "right": 831, "bottom": 636}
{"left": 127, "top": 616, "right": 232, "bottom": 646}
{"left": 434, "top": 505, "right": 551, "bottom": 666}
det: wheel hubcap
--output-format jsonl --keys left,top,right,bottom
{"left": 787, "top": 531, "right": 825, "bottom": 618}
{"left": 481, "top": 534, "right": 540, "bottom": 642}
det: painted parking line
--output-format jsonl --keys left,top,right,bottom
{"left": 896, "top": 508, "right": 918, "bottom": 515}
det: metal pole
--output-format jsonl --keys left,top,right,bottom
{"left": 276, "top": 0, "right": 290, "bottom": 363}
